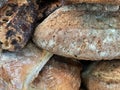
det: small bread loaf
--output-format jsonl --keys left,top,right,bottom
{"left": 0, "top": 43, "right": 53, "bottom": 90}
{"left": 33, "top": 4, "right": 120, "bottom": 60}
{"left": 60, "top": 0, "right": 120, "bottom": 5}
{"left": 82, "top": 60, "right": 120, "bottom": 90}
{"left": 0, "top": 0, "right": 38, "bottom": 51}
{"left": 28, "top": 55, "right": 81, "bottom": 90}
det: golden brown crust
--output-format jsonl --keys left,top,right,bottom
{"left": 82, "top": 60, "right": 120, "bottom": 90}
{"left": 29, "top": 55, "right": 81, "bottom": 90}
{"left": 0, "top": 0, "right": 38, "bottom": 51}
{"left": 33, "top": 4, "right": 120, "bottom": 60}
{"left": 0, "top": 43, "right": 53, "bottom": 90}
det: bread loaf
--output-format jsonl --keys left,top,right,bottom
{"left": 28, "top": 55, "right": 81, "bottom": 90}
{"left": 33, "top": 4, "right": 120, "bottom": 60}
{"left": 82, "top": 60, "right": 120, "bottom": 90}
{"left": 0, "top": 43, "right": 53, "bottom": 90}
{"left": 0, "top": 0, "right": 38, "bottom": 51}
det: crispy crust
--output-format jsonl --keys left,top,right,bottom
{"left": 0, "top": 0, "right": 38, "bottom": 51}
{"left": 82, "top": 60, "right": 120, "bottom": 90}
{"left": 33, "top": 4, "right": 120, "bottom": 60}
{"left": 29, "top": 55, "right": 81, "bottom": 90}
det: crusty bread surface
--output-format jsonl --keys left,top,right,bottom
{"left": 33, "top": 4, "right": 120, "bottom": 60}
{"left": 82, "top": 60, "right": 120, "bottom": 90}
{"left": 0, "top": 43, "right": 53, "bottom": 90}
{"left": 28, "top": 55, "right": 81, "bottom": 90}
{"left": 0, "top": 0, "right": 38, "bottom": 51}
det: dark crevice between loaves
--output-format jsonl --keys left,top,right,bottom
{"left": 80, "top": 60, "right": 94, "bottom": 90}
{"left": 36, "top": 0, "right": 62, "bottom": 25}
{"left": 0, "top": 42, "right": 3, "bottom": 56}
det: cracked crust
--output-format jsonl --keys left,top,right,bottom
{"left": 82, "top": 60, "right": 120, "bottom": 90}
{"left": 0, "top": 0, "right": 38, "bottom": 51}
{"left": 33, "top": 4, "right": 120, "bottom": 60}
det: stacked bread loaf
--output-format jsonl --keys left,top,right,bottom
{"left": 0, "top": 0, "right": 120, "bottom": 90}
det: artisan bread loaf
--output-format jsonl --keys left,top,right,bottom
{"left": 33, "top": 4, "right": 120, "bottom": 60}
{"left": 82, "top": 60, "right": 120, "bottom": 90}
{"left": 0, "top": 0, "right": 38, "bottom": 51}
{"left": 0, "top": 43, "right": 52, "bottom": 90}
{"left": 28, "top": 55, "right": 81, "bottom": 90}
